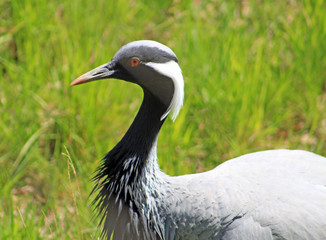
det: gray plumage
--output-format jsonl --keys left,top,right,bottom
{"left": 71, "top": 40, "right": 326, "bottom": 240}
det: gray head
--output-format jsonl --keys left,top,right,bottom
{"left": 71, "top": 40, "right": 184, "bottom": 120}
{"left": 114, "top": 40, "right": 178, "bottom": 64}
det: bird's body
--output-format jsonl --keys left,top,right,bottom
{"left": 71, "top": 40, "right": 326, "bottom": 239}
{"left": 163, "top": 149, "right": 326, "bottom": 239}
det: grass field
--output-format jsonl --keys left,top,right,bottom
{"left": 1, "top": 0, "right": 326, "bottom": 238}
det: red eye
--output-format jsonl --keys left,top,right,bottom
{"left": 130, "top": 58, "right": 140, "bottom": 67}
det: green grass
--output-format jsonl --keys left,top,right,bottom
{"left": 1, "top": 0, "right": 326, "bottom": 238}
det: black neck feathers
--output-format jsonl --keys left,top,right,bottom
{"left": 94, "top": 88, "right": 166, "bottom": 187}
{"left": 92, "top": 89, "right": 167, "bottom": 239}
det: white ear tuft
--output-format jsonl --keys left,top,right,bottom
{"left": 145, "top": 61, "right": 184, "bottom": 121}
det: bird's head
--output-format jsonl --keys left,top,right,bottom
{"left": 71, "top": 40, "right": 184, "bottom": 121}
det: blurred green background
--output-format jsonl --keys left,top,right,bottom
{"left": 1, "top": 0, "right": 326, "bottom": 238}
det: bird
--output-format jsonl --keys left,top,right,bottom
{"left": 71, "top": 40, "right": 326, "bottom": 240}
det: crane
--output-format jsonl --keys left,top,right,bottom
{"left": 71, "top": 40, "right": 326, "bottom": 240}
